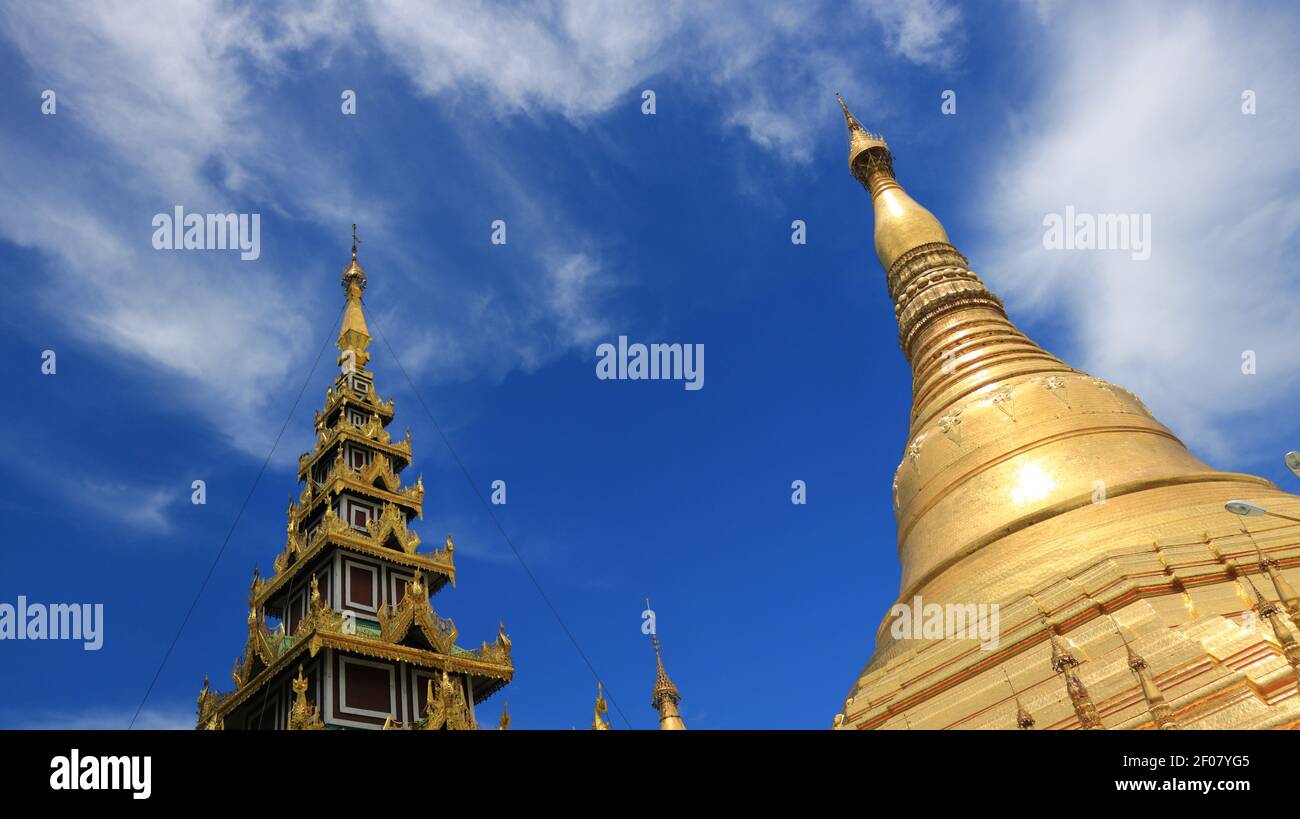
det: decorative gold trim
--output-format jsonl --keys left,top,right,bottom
{"left": 367, "top": 502, "right": 421, "bottom": 554}
{"left": 287, "top": 664, "right": 325, "bottom": 730}
{"left": 422, "top": 672, "right": 475, "bottom": 730}
{"left": 258, "top": 512, "right": 454, "bottom": 608}
{"left": 377, "top": 570, "right": 458, "bottom": 653}
{"left": 206, "top": 624, "right": 513, "bottom": 724}
{"left": 298, "top": 427, "right": 412, "bottom": 483}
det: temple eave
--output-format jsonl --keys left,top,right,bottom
{"left": 209, "top": 628, "right": 513, "bottom": 724}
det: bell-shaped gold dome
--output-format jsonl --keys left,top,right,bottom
{"left": 835, "top": 98, "right": 1300, "bottom": 731}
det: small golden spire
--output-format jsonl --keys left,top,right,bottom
{"left": 1112, "top": 619, "right": 1180, "bottom": 730}
{"left": 498, "top": 701, "right": 510, "bottom": 731}
{"left": 591, "top": 682, "right": 611, "bottom": 730}
{"left": 646, "top": 598, "right": 686, "bottom": 730}
{"left": 1242, "top": 574, "right": 1300, "bottom": 689}
{"left": 338, "top": 222, "right": 371, "bottom": 371}
{"left": 1000, "top": 668, "right": 1035, "bottom": 730}
{"left": 1047, "top": 629, "right": 1105, "bottom": 730}
{"left": 1248, "top": 529, "right": 1300, "bottom": 623}
{"left": 837, "top": 94, "right": 954, "bottom": 278}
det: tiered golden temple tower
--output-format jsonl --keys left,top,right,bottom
{"left": 197, "top": 231, "right": 513, "bottom": 730}
{"left": 834, "top": 98, "right": 1300, "bottom": 730}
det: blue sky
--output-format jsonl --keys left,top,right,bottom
{"left": 1, "top": 0, "right": 1299, "bottom": 729}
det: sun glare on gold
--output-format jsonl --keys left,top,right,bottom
{"left": 1010, "top": 462, "right": 1056, "bottom": 506}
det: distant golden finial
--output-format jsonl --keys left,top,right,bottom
{"left": 498, "top": 701, "right": 511, "bottom": 730}
{"left": 646, "top": 597, "right": 686, "bottom": 730}
{"left": 338, "top": 222, "right": 371, "bottom": 369}
{"left": 445, "top": 533, "right": 454, "bottom": 554}
{"left": 592, "top": 682, "right": 611, "bottom": 730}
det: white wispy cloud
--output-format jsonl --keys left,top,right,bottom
{"left": 857, "top": 0, "right": 964, "bottom": 68}
{"left": 0, "top": 437, "right": 179, "bottom": 533}
{"left": 975, "top": 0, "right": 1300, "bottom": 461}
{"left": 0, "top": 0, "right": 964, "bottom": 462}
{"left": 360, "top": 0, "right": 962, "bottom": 162}
{"left": 78, "top": 481, "right": 177, "bottom": 534}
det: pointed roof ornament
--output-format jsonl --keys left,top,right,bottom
{"left": 591, "top": 681, "right": 611, "bottom": 730}
{"left": 498, "top": 701, "right": 510, "bottom": 731}
{"left": 287, "top": 664, "right": 324, "bottom": 730}
{"left": 1000, "top": 668, "right": 1035, "bottom": 730}
{"left": 646, "top": 597, "right": 686, "bottom": 730}
{"left": 338, "top": 222, "right": 371, "bottom": 370}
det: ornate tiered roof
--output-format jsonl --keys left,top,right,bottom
{"left": 198, "top": 228, "right": 511, "bottom": 730}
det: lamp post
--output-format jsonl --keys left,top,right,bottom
{"left": 1224, "top": 500, "right": 1300, "bottom": 525}
{"left": 1223, "top": 500, "right": 1300, "bottom": 620}
{"left": 1286, "top": 451, "right": 1300, "bottom": 479}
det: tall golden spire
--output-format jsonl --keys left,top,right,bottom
{"left": 647, "top": 599, "right": 686, "bottom": 730}
{"left": 338, "top": 222, "right": 371, "bottom": 371}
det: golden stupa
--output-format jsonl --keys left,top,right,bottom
{"left": 833, "top": 97, "right": 1300, "bottom": 730}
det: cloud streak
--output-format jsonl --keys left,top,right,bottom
{"left": 975, "top": 0, "right": 1300, "bottom": 461}
{"left": 0, "top": 0, "right": 964, "bottom": 462}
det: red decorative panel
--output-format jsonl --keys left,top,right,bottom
{"left": 348, "top": 564, "right": 375, "bottom": 608}
{"left": 343, "top": 660, "right": 391, "bottom": 714}
{"left": 391, "top": 574, "right": 411, "bottom": 606}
